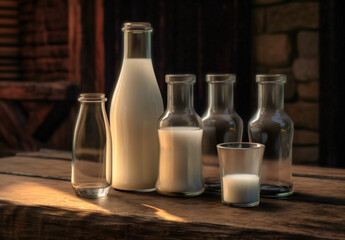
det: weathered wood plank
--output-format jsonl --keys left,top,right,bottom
{"left": 293, "top": 165, "right": 345, "bottom": 179}
{"left": 0, "top": 46, "right": 18, "bottom": 56}
{"left": 0, "top": 18, "right": 18, "bottom": 26}
{"left": 0, "top": 155, "right": 344, "bottom": 239}
{"left": 0, "top": 59, "right": 18, "bottom": 65}
{"left": 0, "top": 72, "right": 18, "bottom": 79}
{"left": 0, "top": 9, "right": 17, "bottom": 16}
{"left": 94, "top": 0, "right": 105, "bottom": 93}
{"left": 0, "top": 173, "right": 344, "bottom": 239}
{"left": 0, "top": 1, "right": 18, "bottom": 8}
{"left": 0, "top": 36, "right": 18, "bottom": 45}
{"left": 16, "top": 148, "right": 72, "bottom": 160}
{"left": 1, "top": 155, "right": 345, "bottom": 203}
{"left": 0, "top": 156, "right": 70, "bottom": 180}
{"left": 68, "top": 0, "right": 82, "bottom": 85}
{"left": 0, "top": 81, "right": 77, "bottom": 100}
{"left": 0, "top": 27, "right": 18, "bottom": 35}
{"left": 0, "top": 101, "right": 39, "bottom": 151}
{"left": 0, "top": 65, "right": 18, "bottom": 71}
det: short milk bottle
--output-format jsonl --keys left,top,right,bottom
{"left": 72, "top": 93, "right": 112, "bottom": 198}
{"left": 156, "top": 74, "right": 205, "bottom": 197}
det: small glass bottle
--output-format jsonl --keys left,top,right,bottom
{"left": 156, "top": 74, "right": 204, "bottom": 197}
{"left": 110, "top": 22, "right": 164, "bottom": 191}
{"left": 72, "top": 93, "right": 112, "bottom": 198}
{"left": 202, "top": 74, "right": 243, "bottom": 167}
{"left": 248, "top": 74, "right": 294, "bottom": 197}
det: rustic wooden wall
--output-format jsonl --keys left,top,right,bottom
{"left": 1, "top": 0, "right": 252, "bottom": 156}
{"left": 0, "top": 0, "right": 77, "bottom": 156}
{"left": 0, "top": 0, "right": 19, "bottom": 81}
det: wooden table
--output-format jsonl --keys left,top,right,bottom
{"left": 0, "top": 149, "right": 344, "bottom": 239}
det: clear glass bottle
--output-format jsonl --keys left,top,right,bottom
{"left": 72, "top": 93, "right": 112, "bottom": 198}
{"left": 110, "top": 22, "right": 164, "bottom": 192}
{"left": 156, "top": 74, "right": 204, "bottom": 197}
{"left": 248, "top": 74, "right": 294, "bottom": 197}
{"left": 202, "top": 74, "right": 243, "bottom": 167}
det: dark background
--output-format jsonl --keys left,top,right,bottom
{"left": 0, "top": 0, "right": 344, "bottom": 167}
{"left": 101, "top": 0, "right": 252, "bottom": 123}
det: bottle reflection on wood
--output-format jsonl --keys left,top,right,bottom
{"left": 248, "top": 74, "right": 294, "bottom": 198}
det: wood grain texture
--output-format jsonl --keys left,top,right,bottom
{"left": 68, "top": 0, "right": 82, "bottom": 86}
{"left": 0, "top": 81, "right": 76, "bottom": 100}
{"left": 15, "top": 148, "right": 72, "bottom": 160}
{"left": 94, "top": 0, "right": 105, "bottom": 93}
{"left": 0, "top": 152, "right": 344, "bottom": 239}
{"left": 0, "top": 174, "right": 344, "bottom": 240}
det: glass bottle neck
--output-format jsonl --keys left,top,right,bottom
{"left": 167, "top": 84, "right": 194, "bottom": 112}
{"left": 258, "top": 83, "right": 284, "bottom": 110}
{"left": 207, "top": 83, "right": 234, "bottom": 113}
{"left": 123, "top": 31, "right": 151, "bottom": 59}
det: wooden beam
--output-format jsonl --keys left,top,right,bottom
{"left": 0, "top": 9, "right": 18, "bottom": 16}
{"left": 0, "top": 27, "right": 18, "bottom": 35}
{"left": 0, "top": 36, "right": 18, "bottom": 44}
{"left": 0, "top": 46, "right": 19, "bottom": 56}
{"left": 68, "top": 0, "right": 82, "bottom": 86}
{"left": 0, "top": 65, "right": 18, "bottom": 71}
{"left": 0, "top": 18, "right": 18, "bottom": 26}
{"left": 0, "top": 101, "right": 39, "bottom": 151}
{"left": 95, "top": 0, "right": 104, "bottom": 93}
{"left": 0, "top": 158, "right": 345, "bottom": 239}
{"left": 0, "top": 59, "right": 18, "bottom": 65}
{"left": 0, "top": 81, "right": 77, "bottom": 100}
{"left": 0, "top": 72, "right": 18, "bottom": 79}
{"left": 0, "top": 1, "right": 18, "bottom": 8}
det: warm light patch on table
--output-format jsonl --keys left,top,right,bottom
{"left": 0, "top": 180, "right": 111, "bottom": 213}
{"left": 142, "top": 204, "right": 187, "bottom": 222}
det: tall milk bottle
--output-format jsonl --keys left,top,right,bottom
{"left": 110, "top": 22, "right": 164, "bottom": 191}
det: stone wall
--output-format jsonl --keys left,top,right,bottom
{"left": 19, "top": 0, "right": 68, "bottom": 82}
{"left": 252, "top": 0, "right": 319, "bottom": 164}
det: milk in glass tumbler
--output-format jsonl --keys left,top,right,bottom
{"left": 72, "top": 93, "right": 112, "bottom": 198}
{"left": 217, "top": 142, "right": 265, "bottom": 207}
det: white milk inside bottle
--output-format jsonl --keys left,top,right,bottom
{"left": 156, "top": 127, "right": 204, "bottom": 193}
{"left": 110, "top": 58, "right": 163, "bottom": 191}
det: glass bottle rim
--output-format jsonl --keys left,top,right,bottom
{"left": 206, "top": 74, "right": 236, "bottom": 83}
{"left": 256, "top": 74, "right": 286, "bottom": 84}
{"left": 122, "top": 22, "right": 153, "bottom": 32}
{"left": 165, "top": 74, "right": 196, "bottom": 84}
{"left": 217, "top": 142, "right": 265, "bottom": 150}
{"left": 78, "top": 93, "right": 107, "bottom": 102}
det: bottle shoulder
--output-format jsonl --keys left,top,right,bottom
{"left": 158, "top": 110, "right": 202, "bottom": 129}
{"left": 110, "top": 59, "right": 163, "bottom": 114}
{"left": 248, "top": 110, "right": 294, "bottom": 130}
{"left": 202, "top": 112, "right": 243, "bottom": 127}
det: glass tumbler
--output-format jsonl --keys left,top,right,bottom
{"left": 72, "top": 93, "right": 112, "bottom": 198}
{"left": 217, "top": 142, "right": 265, "bottom": 207}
